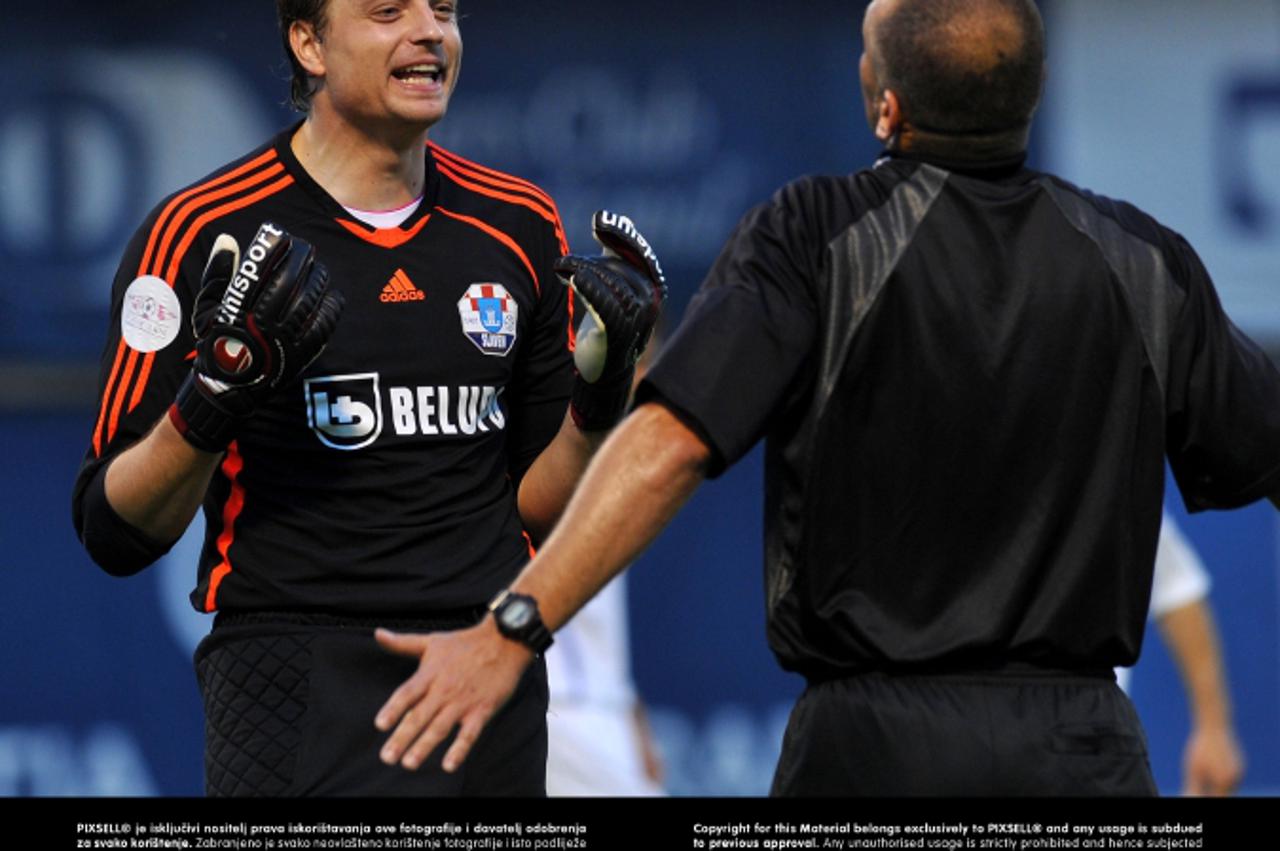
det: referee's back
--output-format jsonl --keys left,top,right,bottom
{"left": 755, "top": 153, "right": 1280, "bottom": 679}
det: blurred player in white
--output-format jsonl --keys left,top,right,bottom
{"left": 1119, "top": 512, "right": 1245, "bottom": 796}
{"left": 544, "top": 341, "right": 665, "bottom": 797}
{"left": 545, "top": 578, "right": 665, "bottom": 796}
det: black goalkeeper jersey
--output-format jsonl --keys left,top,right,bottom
{"left": 639, "top": 150, "right": 1280, "bottom": 679}
{"left": 74, "top": 126, "right": 575, "bottom": 616}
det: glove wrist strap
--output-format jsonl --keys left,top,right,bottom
{"left": 169, "top": 373, "right": 241, "bottom": 453}
{"left": 570, "top": 367, "right": 634, "bottom": 432}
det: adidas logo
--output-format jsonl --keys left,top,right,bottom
{"left": 380, "top": 269, "right": 425, "bottom": 303}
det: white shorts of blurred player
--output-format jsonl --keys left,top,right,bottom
{"left": 544, "top": 578, "right": 664, "bottom": 797}
{"left": 1115, "top": 510, "right": 1210, "bottom": 693}
{"left": 545, "top": 703, "right": 664, "bottom": 796}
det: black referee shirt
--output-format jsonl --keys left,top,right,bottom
{"left": 638, "top": 150, "right": 1280, "bottom": 679}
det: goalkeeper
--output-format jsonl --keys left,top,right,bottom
{"left": 71, "top": 0, "right": 664, "bottom": 796}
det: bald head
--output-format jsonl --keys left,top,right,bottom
{"left": 862, "top": 0, "right": 1045, "bottom": 144}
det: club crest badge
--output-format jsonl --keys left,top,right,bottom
{"left": 457, "top": 283, "right": 518, "bottom": 357}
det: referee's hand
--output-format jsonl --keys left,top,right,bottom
{"left": 373, "top": 619, "right": 533, "bottom": 773}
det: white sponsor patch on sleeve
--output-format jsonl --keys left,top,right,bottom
{"left": 120, "top": 275, "right": 182, "bottom": 352}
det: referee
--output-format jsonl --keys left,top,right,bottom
{"left": 372, "top": 0, "right": 1280, "bottom": 795}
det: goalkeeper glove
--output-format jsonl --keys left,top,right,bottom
{"left": 168, "top": 222, "right": 344, "bottom": 452}
{"left": 554, "top": 211, "right": 666, "bottom": 431}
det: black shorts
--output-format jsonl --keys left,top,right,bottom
{"left": 194, "top": 613, "right": 548, "bottom": 797}
{"left": 770, "top": 671, "right": 1158, "bottom": 797}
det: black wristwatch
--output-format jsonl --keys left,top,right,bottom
{"left": 488, "top": 589, "right": 554, "bottom": 655}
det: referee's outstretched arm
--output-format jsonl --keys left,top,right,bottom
{"left": 373, "top": 401, "right": 710, "bottom": 773}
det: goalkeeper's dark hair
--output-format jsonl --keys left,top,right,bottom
{"left": 277, "top": 0, "right": 331, "bottom": 113}
{"left": 874, "top": 0, "right": 1045, "bottom": 138}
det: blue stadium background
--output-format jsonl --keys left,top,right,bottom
{"left": 1, "top": 0, "right": 1277, "bottom": 796}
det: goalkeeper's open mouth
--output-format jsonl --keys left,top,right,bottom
{"left": 391, "top": 59, "right": 447, "bottom": 90}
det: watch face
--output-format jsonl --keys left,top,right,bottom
{"left": 503, "top": 598, "right": 534, "bottom": 630}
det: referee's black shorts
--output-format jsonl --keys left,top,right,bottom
{"left": 771, "top": 670, "right": 1158, "bottom": 796}
{"left": 194, "top": 612, "right": 548, "bottom": 797}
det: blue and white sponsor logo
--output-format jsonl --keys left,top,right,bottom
{"left": 304, "top": 373, "right": 383, "bottom": 451}
{"left": 457, "top": 283, "right": 518, "bottom": 356}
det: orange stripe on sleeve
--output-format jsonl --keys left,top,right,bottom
{"left": 432, "top": 154, "right": 560, "bottom": 220}
{"left": 435, "top": 206, "right": 540, "bottom": 294}
{"left": 429, "top": 143, "right": 558, "bottom": 211}
{"left": 128, "top": 351, "right": 156, "bottom": 413}
{"left": 138, "top": 150, "right": 278, "bottom": 277}
{"left": 105, "top": 346, "right": 140, "bottom": 445}
{"left": 555, "top": 222, "right": 570, "bottom": 256}
{"left": 566, "top": 286, "right": 576, "bottom": 353}
{"left": 92, "top": 340, "right": 128, "bottom": 457}
{"left": 430, "top": 147, "right": 570, "bottom": 254}
{"left": 165, "top": 176, "right": 295, "bottom": 285}
{"left": 204, "top": 442, "right": 246, "bottom": 612}
{"left": 151, "top": 162, "right": 286, "bottom": 278}
{"left": 435, "top": 160, "right": 559, "bottom": 224}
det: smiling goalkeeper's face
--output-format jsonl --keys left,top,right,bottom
{"left": 290, "top": 0, "right": 465, "bottom": 136}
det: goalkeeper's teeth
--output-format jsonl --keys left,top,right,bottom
{"left": 393, "top": 63, "right": 442, "bottom": 83}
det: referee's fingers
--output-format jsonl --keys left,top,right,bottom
{"left": 403, "top": 706, "right": 463, "bottom": 772}
{"left": 443, "top": 707, "right": 494, "bottom": 773}
{"left": 380, "top": 685, "right": 442, "bottom": 765}
{"left": 374, "top": 627, "right": 429, "bottom": 658}
{"left": 374, "top": 642, "right": 431, "bottom": 733}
